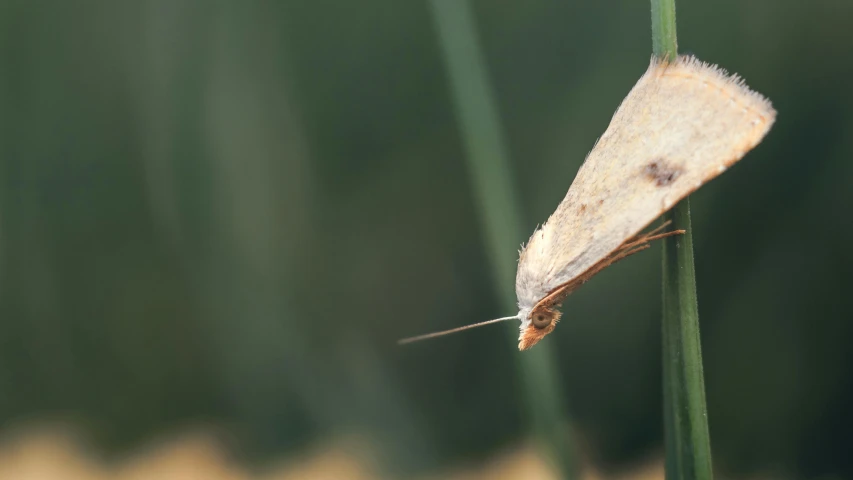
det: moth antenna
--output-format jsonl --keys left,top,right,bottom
{"left": 397, "top": 316, "right": 519, "bottom": 345}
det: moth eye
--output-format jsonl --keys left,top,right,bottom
{"left": 532, "top": 312, "right": 550, "bottom": 329}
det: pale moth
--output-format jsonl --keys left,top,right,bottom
{"left": 400, "top": 55, "right": 776, "bottom": 350}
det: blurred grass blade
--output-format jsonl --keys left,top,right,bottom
{"left": 429, "top": 0, "right": 575, "bottom": 476}
{"left": 651, "top": 1, "right": 714, "bottom": 479}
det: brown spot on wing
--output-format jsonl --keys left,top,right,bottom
{"left": 643, "top": 159, "right": 683, "bottom": 186}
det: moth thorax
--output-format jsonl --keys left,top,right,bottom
{"left": 530, "top": 305, "right": 561, "bottom": 329}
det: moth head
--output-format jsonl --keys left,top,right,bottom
{"left": 518, "top": 305, "right": 561, "bottom": 350}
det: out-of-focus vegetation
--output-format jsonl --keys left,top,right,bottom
{"left": 1, "top": 1, "right": 852, "bottom": 479}
{"left": 0, "top": 426, "right": 660, "bottom": 480}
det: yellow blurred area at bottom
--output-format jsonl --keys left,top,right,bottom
{"left": 2, "top": 424, "right": 789, "bottom": 480}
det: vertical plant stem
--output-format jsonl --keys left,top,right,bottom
{"left": 651, "top": 1, "right": 714, "bottom": 479}
{"left": 429, "top": 0, "right": 574, "bottom": 477}
{"left": 651, "top": 0, "right": 678, "bottom": 60}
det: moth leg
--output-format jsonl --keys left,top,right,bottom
{"left": 619, "top": 222, "right": 685, "bottom": 252}
{"left": 623, "top": 219, "right": 673, "bottom": 245}
{"left": 529, "top": 224, "right": 683, "bottom": 313}
{"left": 608, "top": 243, "right": 651, "bottom": 264}
{"left": 590, "top": 230, "right": 678, "bottom": 279}
{"left": 637, "top": 229, "right": 685, "bottom": 244}
{"left": 643, "top": 219, "right": 674, "bottom": 238}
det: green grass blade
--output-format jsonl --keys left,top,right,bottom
{"left": 429, "top": 0, "right": 575, "bottom": 476}
{"left": 651, "top": 0, "right": 678, "bottom": 60}
{"left": 661, "top": 201, "right": 713, "bottom": 480}
{"left": 651, "top": 1, "right": 714, "bottom": 479}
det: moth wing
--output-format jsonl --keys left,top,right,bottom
{"left": 516, "top": 55, "right": 775, "bottom": 308}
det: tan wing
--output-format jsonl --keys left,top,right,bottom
{"left": 516, "top": 55, "right": 775, "bottom": 309}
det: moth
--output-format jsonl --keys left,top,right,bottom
{"left": 400, "top": 55, "right": 776, "bottom": 350}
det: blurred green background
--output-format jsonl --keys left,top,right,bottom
{"left": 1, "top": 0, "right": 852, "bottom": 478}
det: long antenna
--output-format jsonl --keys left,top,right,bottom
{"left": 397, "top": 315, "right": 519, "bottom": 345}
